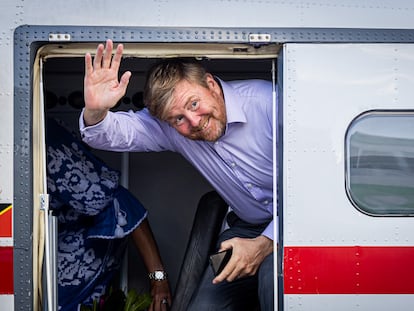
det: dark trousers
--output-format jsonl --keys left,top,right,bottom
{"left": 187, "top": 212, "right": 274, "bottom": 311}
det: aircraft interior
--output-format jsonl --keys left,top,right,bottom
{"left": 42, "top": 46, "right": 277, "bottom": 302}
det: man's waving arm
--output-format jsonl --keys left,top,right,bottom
{"left": 83, "top": 39, "right": 131, "bottom": 126}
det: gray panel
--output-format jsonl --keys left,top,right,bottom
{"left": 14, "top": 28, "right": 34, "bottom": 311}
{"left": 14, "top": 25, "right": 414, "bottom": 45}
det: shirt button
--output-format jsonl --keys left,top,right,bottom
{"left": 231, "top": 162, "right": 236, "bottom": 167}
{"left": 246, "top": 183, "right": 252, "bottom": 188}
{"left": 263, "top": 200, "right": 269, "bottom": 205}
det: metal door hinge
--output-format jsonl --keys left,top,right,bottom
{"left": 40, "top": 193, "right": 50, "bottom": 210}
{"left": 49, "top": 33, "right": 71, "bottom": 41}
{"left": 249, "top": 33, "right": 271, "bottom": 45}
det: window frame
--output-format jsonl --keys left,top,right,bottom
{"left": 345, "top": 109, "right": 414, "bottom": 217}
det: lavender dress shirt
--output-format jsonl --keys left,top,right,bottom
{"left": 80, "top": 78, "right": 275, "bottom": 240}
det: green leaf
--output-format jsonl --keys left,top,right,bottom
{"left": 124, "top": 289, "right": 138, "bottom": 311}
{"left": 124, "top": 290, "right": 152, "bottom": 311}
{"left": 80, "top": 305, "right": 92, "bottom": 311}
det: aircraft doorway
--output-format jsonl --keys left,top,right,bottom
{"left": 37, "top": 42, "right": 279, "bottom": 309}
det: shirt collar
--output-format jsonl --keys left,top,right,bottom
{"left": 215, "top": 77, "right": 247, "bottom": 124}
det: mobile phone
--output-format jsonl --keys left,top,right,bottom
{"left": 209, "top": 249, "right": 232, "bottom": 276}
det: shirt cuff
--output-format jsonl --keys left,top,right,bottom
{"left": 262, "top": 218, "right": 276, "bottom": 241}
{"left": 79, "top": 108, "right": 87, "bottom": 130}
{"left": 79, "top": 108, "right": 108, "bottom": 129}
{"left": 79, "top": 108, "right": 111, "bottom": 141}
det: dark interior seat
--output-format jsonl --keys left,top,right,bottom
{"left": 171, "top": 191, "right": 228, "bottom": 311}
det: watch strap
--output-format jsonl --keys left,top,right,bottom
{"left": 148, "top": 270, "right": 168, "bottom": 281}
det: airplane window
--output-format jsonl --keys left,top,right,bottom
{"left": 345, "top": 111, "right": 414, "bottom": 216}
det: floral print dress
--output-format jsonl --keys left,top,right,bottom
{"left": 46, "top": 118, "right": 147, "bottom": 311}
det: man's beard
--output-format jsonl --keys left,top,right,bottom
{"left": 187, "top": 115, "right": 226, "bottom": 142}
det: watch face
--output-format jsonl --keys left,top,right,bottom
{"left": 155, "top": 271, "right": 164, "bottom": 279}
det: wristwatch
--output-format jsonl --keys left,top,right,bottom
{"left": 148, "top": 270, "right": 168, "bottom": 281}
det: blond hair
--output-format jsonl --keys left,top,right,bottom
{"left": 143, "top": 59, "right": 209, "bottom": 120}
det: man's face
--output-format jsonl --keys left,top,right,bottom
{"left": 165, "top": 74, "right": 227, "bottom": 141}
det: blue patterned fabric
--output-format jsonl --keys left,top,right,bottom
{"left": 46, "top": 118, "right": 147, "bottom": 311}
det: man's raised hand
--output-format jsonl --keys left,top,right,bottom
{"left": 83, "top": 39, "right": 131, "bottom": 126}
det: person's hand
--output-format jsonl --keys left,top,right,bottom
{"left": 149, "top": 280, "right": 172, "bottom": 311}
{"left": 212, "top": 235, "right": 273, "bottom": 284}
{"left": 83, "top": 39, "right": 131, "bottom": 125}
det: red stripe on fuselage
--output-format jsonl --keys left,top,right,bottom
{"left": 284, "top": 246, "right": 414, "bottom": 294}
{"left": 0, "top": 247, "right": 13, "bottom": 294}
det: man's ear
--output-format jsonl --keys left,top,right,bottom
{"left": 205, "top": 73, "right": 216, "bottom": 88}
{"left": 205, "top": 74, "right": 220, "bottom": 92}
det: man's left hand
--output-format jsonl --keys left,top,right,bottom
{"left": 212, "top": 235, "right": 273, "bottom": 284}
